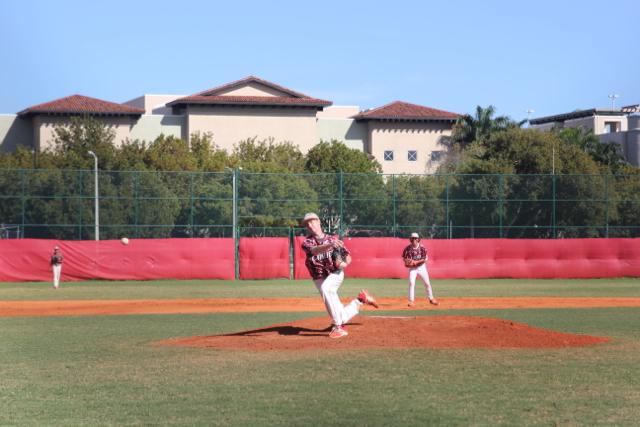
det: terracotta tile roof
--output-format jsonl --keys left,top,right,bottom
{"left": 168, "top": 95, "right": 331, "bottom": 107}
{"left": 18, "top": 94, "right": 144, "bottom": 116}
{"left": 353, "top": 101, "right": 459, "bottom": 121}
{"left": 194, "top": 75, "right": 310, "bottom": 98}
{"left": 167, "top": 76, "right": 331, "bottom": 109}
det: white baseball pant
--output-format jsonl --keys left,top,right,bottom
{"left": 52, "top": 264, "right": 62, "bottom": 288}
{"left": 314, "top": 270, "right": 362, "bottom": 327}
{"left": 408, "top": 264, "right": 434, "bottom": 302}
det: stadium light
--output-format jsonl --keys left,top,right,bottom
{"left": 608, "top": 94, "right": 619, "bottom": 109}
{"left": 526, "top": 109, "right": 535, "bottom": 127}
{"left": 87, "top": 151, "right": 99, "bottom": 241}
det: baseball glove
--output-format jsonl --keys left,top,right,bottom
{"left": 332, "top": 247, "right": 349, "bottom": 269}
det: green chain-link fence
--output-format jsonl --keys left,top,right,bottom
{"left": 1, "top": 169, "right": 639, "bottom": 240}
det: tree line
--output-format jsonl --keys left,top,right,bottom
{"left": 0, "top": 111, "right": 638, "bottom": 239}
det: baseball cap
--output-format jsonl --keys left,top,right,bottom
{"left": 410, "top": 232, "right": 420, "bottom": 239}
{"left": 54, "top": 246, "right": 59, "bottom": 250}
{"left": 301, "top": 212, "right": 320, "bottom": 224}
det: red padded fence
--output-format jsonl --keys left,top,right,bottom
{"left": 1, "top": 237, "right": 639, "bottom": 282}
{"left": 239, "top": 237, "right": 290, "bottom": 280}
{"left": 294, "top": 237, "right": 640, "bottom": 279}
{"left": 0, "top": 238, "right": 234, "bottom": 282}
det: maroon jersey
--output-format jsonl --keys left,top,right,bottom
{"left": 51, "top": 253, "right": 64, "bottom": 265}
{"left": 302, "top": 234, "right": 350, "bottom": 280}
{"left": 402, "top": 244, "right": 426, "bottom": 266}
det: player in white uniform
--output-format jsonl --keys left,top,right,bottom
{"left": 301, "top": 212, "right": 378, "bottom": 339}
{"left": 50, "top": 246, "right": 64, "bottom": 289}
{"left": 402, "top": 233, "right": 438, "bottom": 307}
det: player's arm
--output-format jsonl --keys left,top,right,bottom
{"left": 309, "top": 238, "right": 343, "bottom": 256}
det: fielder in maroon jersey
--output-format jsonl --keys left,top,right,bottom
{"left": 301, "top": 212, "right": 378, "bottom": 339}
{"left": 50, "top": 246, "right": 64, "bottom": 289}
{"left": 402, "top": 232, "right": 438, "bottom": 307}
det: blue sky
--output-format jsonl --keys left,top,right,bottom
{"left": 2, "top": 0, "right": 638, "bottom": 121}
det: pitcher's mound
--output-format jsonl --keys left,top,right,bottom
{"left": 159, "top": 315, "right": 608, "bottom": 351}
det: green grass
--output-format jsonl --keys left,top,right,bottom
{"left": 1, "top": 278, "right": 640, "bottom": 426}
{"left": 1, "top": 277, "right": 639, "bottom": 300}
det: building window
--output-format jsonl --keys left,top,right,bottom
{"left": 384, "top": 150, "right": 394, "bottom": 161}
{"left": 430, "top": 150, "right": 444, "bottom": 161}
{"left": 604, "top": 121, "right": 620, "bottom": 133}
{"left": 408, "top": 150, "right": 417, "bottom": 161}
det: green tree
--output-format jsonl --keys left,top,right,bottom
{"left": 190, "top": 132, "right": 229, "bottom": 172}
{"left": 391, "top": 175, "right": 446, "bottom": 237}
{"left": 51, "top": 115, "right": 118, "bottom": 170}
{"left": 144, "top": 134, "right": 197, "bottom": 171}
{"left": 450, "top": 105, "right": 523, "bottom": 149}
{"left": 231, "top": 137, "right": 305, "bottom": 172}
{"left": 304, "top": 140, "right": 386, "bottom": 234}
{"left": 448, "top": 128, "right": 607, "bottom": 237}
{"left": 226, "top": 138, "right": 318, "bottom": 231}
{"left": 305, "top": 139, "right": 382, "bottom": 173}
{"left": 556, "top": 127, "right": 627, "bottom": 172}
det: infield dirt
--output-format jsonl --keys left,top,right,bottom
{"left": 159, "top": 315, "right": 610, "bottom": 350}
{"left": 2, "top": 297, "right": 640, "bottom": 317}
{"left": 0, "top": 297, "right": 619, "bottom": 350}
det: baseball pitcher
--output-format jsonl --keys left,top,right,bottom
{"left": 301, "top": 212, "right": 378, "bottom": 339}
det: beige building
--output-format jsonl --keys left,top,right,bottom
{"left": 353, "top": 101, "right": 458, "bottom": 174}
{"left": 530, "top": 106, "right": 640, "bottom": 166}
{"left": 0, "top": 76, "right": 459, "bottom": 173}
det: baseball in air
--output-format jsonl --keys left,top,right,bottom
{"left": 121, "top": 237, "right": 130, "bottom": 245}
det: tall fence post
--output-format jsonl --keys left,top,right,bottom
{"left": 498, "top": 174, "right": 504, "bottom": 238}
{"left": 604, "top": 174, "right": 609, "bottom": 238}
{"left": 392, "top": 174, "right": 397, "bottom": 237}
{"left": 339, "top": 170, "right": 344, "bottom": 236}
{"left": 134, "top": 171, "right": 140, "bottom": 238}
{"left": 233, "top": 168, "right": 239, "bottom": 280}
{"left": 445, "top": 174, "right": 450, "bottom": 239}
{"left": 20, "top": 169, "right": 26, "bottom": 236}
{"left": 189, "top": 172, "right": 194, "bottom": 236}
{"left": 78, "top": 170, "right": 83, "bottom": 240}
{"left": 288, "top": 226, "right": 294, "bottom": 280}
{"left": 552, "top": 174, "right": 557, "bottom": 238}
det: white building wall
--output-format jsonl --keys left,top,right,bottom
{"left": 186, "top": 106, "right": 318, "bottom": 152}
{"left": 129, "top": 115, "right": 185, "bottom": 142}
{"left": 0, "top": 115, "right": 32, "bottom": 152}
{"left": 368, "top": 121, "right": 452, "bottom": 174}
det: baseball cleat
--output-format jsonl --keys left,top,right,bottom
{"left": 429, "top": 298, "right": 439, "bottom": 306}
{"left": 329, "top": 326, "right": 348, "bottom": 339}
{"left": 358, "top": 289, "right": 379, "bottom": 308}
{"left": 407, "top": 301, "right": 415, "bottom": 307}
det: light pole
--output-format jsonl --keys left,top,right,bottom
{"left": 526, "top": 109, "right": 535, "bottom": 127}
{"left": 87, "top": 151, "right": 99, "bottom": 241}
{"left": 608, "top": 93, "right": 619, "bottom": 109}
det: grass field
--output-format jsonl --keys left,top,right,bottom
{"left": 2, "top": 278, "right": 640, "bottom": 426}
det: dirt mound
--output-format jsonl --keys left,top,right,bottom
{"left": 159, "top": 315, "right": 609, "bottom": 351}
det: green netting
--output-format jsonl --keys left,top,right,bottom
{"left": 0, "top": 169, "right": 638, "bottom": 239}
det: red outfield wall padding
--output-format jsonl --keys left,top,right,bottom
{"left": 239, "top": 237, "right": 290, "bottom": 280}
{"left": 0, "top": 238, "right": 234, "bottom": 282}
{"left": 294, "top": 237, "right": 640, "bottom": 279}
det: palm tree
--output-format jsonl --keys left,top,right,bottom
{"left": 450, "top": 105, "right": 521, "bottom": 149}
{"left": 557, "top": 127, "right": 626, "bottom": 170}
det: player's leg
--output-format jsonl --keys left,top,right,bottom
{"left": 314, "top": 271, "right": 352, "bottom": 326}
{"left": 417, "top": 265, "right": 437, "bottom": 304}
{"left": 53, "top": 265, "right": 60, "bottom": 288}
{"left": 408, "top": 268, "right": 418, "bottom": 305}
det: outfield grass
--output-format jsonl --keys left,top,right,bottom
{"left": 1, "top": 279, "right": 640, "bottom": 426}
{"left": 1, "top": 277, "right": 639, "bottom": 300}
